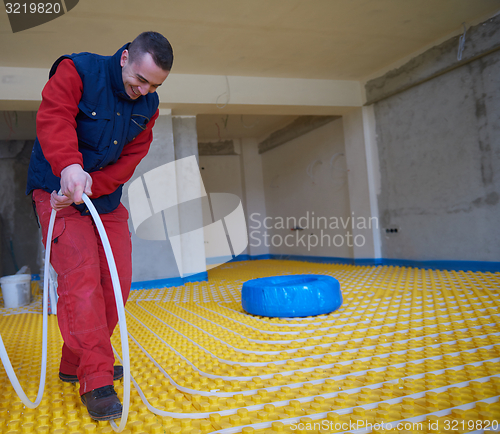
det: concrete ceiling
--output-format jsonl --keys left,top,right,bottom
{"left": 1, "top": 0, "right": 499, "bottom": 81}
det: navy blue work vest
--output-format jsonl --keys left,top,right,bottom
{"left": 26, "top": 44, "right": 159, "bottom": 215}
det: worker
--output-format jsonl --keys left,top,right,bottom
{"left": 26, "top": 31, "right": 173, "bottom": 421}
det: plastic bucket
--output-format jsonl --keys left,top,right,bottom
{"left": 0, "top": 274, "right": 32, "bottom": 308}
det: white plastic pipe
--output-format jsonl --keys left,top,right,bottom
{"left": 0, "top": 193, "right": 130, "bottom": 432}
{"left": 81, "top": 194, "right": 130, "bottom": 432}
{"left": 0, "top": 209, "right": 53, "bottom": 408}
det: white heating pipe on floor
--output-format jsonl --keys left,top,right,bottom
{"left": 0, "top": 193, "right": 130, "bottom": 432}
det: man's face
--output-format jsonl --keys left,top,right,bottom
{"left": 120, "top": 50, "right": 170, "bottom": 100}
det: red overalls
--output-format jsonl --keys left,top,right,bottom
{"left": 33, "top": 189, "right": 132, "bottom": 395}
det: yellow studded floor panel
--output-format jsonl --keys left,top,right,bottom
{"left": 1, "top": 260, "right": 499, "bottom": 433}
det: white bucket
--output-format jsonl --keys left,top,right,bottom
{"left": 0, "top": 274, "right": 32, "bottom": 308}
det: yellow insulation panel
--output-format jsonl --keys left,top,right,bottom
{"left": 0, "top": 260, "right": 499, "bottom": 433}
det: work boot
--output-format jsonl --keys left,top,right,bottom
{"left": 81, "top": 385, "right": 122, "bottom": 421}
{"left": 59, "top": 365, "right": 124, "bottom": 383}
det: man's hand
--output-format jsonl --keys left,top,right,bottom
{"left": 50, "top": 190, "right": 75, "bottom": 211}
{"left": 53, "top": 164, "right": 93, "bottom": 210}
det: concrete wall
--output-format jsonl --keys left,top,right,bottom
{"left": 198, "top": 152, "right": 255, "bottom": 260}
{"left": 0, "top": 112, "right": 40, "bottom": 277}
{"left": 198, "top": 140, "right": 272, "bottom": 259}
{"left": 198, "top": 155, "right": 243, "bottom": 200}
{"left": 0, "top": 140, "right": 41, "bottom": 277}
{"left": 260, "top": 119, "right": 352, "bottom": 258}
{"left": 366, "top": 16, "right": 500, "bottom": 262}
{"left": 0, "top": 112, "right": 37, "bottom": 140}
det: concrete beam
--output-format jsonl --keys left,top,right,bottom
{"left": 365, "top": 14, "right": 500, "bottom": 105}
{"left": 0, "top": 67, "right": 48, "bottom": 111}
{"left": 161, "top": 75, "right": 362, "bottom": 110}
{"left": 258, "top": 116, "right": 340, "bottom": 154}
{"left": 0, "top": 68, "right": 363, "bottom": 114}
{"left": 198, "top": 140, "right": 236, "bottom": 156}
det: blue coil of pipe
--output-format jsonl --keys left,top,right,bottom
{"left": 241, "top": 274, "right": 342, "bottom": 318}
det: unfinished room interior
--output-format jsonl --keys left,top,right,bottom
{"left": 0, "top": 1, "right": 500, "bottom": 433}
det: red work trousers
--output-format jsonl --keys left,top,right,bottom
{"left": 33, "top": 189, "right": 132, "bottom": 395}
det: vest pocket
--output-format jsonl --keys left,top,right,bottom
{"left": 126, "top": 113, "right": 150, "bottom": 142}
{"left": 76, "top": 100, "right": 112, "bottom": 149}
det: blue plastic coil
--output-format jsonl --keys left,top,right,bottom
{"left": 241, "top": 274, "right": 342, "bottom": 318}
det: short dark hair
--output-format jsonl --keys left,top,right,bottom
{"left": 128, "top": 31, "right": 174, "bottom": 71}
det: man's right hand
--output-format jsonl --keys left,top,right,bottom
{"left": 58, "top": 164, "right": 93, "bottom": 207}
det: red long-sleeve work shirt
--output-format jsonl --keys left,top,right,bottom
{"left": 36, "top": 58, "right": 159, "bottom": 199}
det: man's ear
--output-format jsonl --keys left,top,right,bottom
{"left": 120, "top": 49, "right": 129, "bottom": 67}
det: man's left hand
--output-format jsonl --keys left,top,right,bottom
{"left": 50, "top": 190, "right": 74, "bottom": 211}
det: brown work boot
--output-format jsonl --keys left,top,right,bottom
{"left": 81, "top": 385, "right": 122, "bottom": 421}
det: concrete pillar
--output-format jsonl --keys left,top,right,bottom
{"left": 171, "top": 116, "right": 206, "bottom": 278}
{"left": 240, "top": 138, "right": 270, "bottom": 257}
{"left": 123, "top": 110, "right": 180, "bottom": 282}
{"left": 342, "top": 107, "right": 381, "bottom": 262}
